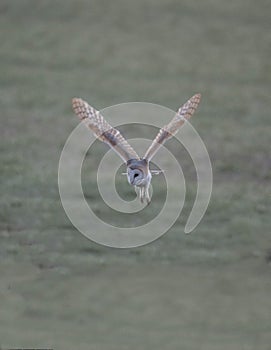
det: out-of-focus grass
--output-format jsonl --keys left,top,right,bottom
{"left": 0, "top": 0, "right": 271, "bottom": 349}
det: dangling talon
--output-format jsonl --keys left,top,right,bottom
{"left": 140, "top": 188, "right": 144, "bottom": 203}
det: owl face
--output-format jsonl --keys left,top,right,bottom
{"left": 126, "top": 159, "right": 150, "bottom": 187}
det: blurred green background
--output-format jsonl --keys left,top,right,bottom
{"left": 1, "top": 0, "right": 271, "bottom": 349}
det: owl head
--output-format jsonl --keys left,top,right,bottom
{"left": 126, "top": 159, "right": 150, "bottom": 186}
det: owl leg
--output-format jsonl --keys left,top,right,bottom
{"left": 144, "top": 186, "right": 151, "bottom": 205}
{"left": 135, "top": 186, "right": 144, "bottom": 203}
{"left": 135, "top": 186, "right": 151, "bottom": 204}
{"left": 140, "top": 187, "right": 144, "bottom": 203}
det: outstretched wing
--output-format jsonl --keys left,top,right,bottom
{"left": 72, "top": 98, "right": 140, "bottom": 162}
{"left": 143, "top": 93, "right": 201, "bottom": 161}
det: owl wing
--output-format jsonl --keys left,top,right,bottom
{"left": 72, "top": 98, "right": 140, "bottom": 162}
{"left": 143, "top": 93, "right": 201, "bottom": 161}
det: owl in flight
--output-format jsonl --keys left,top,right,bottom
{"left": 72, "top": 94, "right": 201, "bottom": 204}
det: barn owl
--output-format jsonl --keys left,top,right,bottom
{"left": 72, "top": 93, "right": 201, "bottom": 204}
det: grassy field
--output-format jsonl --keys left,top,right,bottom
{"left": 1, "top": 0, "right": 271, "bottom": 349}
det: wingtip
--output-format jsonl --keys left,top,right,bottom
{"left": 72, "top": 97, "right": 87, "bottom": 113}
{"left": 72, "top": 97, "right": 82, "bottom": 105}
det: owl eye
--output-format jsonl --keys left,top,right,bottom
{"left": 134, "top": 173, "right": 139, "bottom": 178}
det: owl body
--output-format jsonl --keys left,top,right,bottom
{"left": 72, "top": 94, "right": 201, "bottom": 204}
{"left": 126, "top": 159, "right": 152, "bottom": 203}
